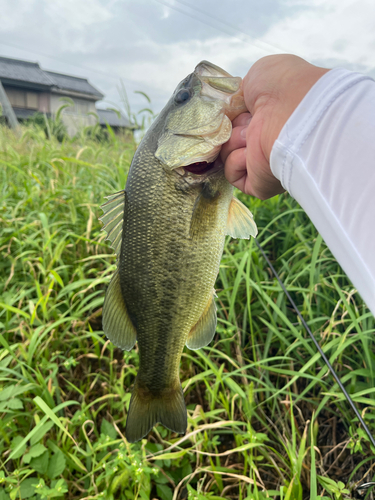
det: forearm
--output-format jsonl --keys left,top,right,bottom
{"left": 271, "top": 68, "right": 375, "bottom": 315}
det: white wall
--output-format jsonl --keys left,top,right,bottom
{"left": 50, "top": 94, "right": 97, "bottom": 136}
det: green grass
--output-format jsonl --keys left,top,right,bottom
{"left": 0, "top": 123, "right": 374, "bottom": 500}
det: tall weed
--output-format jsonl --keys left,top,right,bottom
{"left": 0, "top": 124, "right": 374, "bottom": 499}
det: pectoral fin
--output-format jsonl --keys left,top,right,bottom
{"left": 102, "top": 270, "right": 137, "bottom": 350}
{"left": 226, "top": 197, "right": 257, "bottom": 239}
{"left": 186, "top": 294, "right": 217, "bottom": 350}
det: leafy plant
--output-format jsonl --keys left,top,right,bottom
{"left": 26, "top": 104, "right": 69, "bottom": 142}
{"left": 317, "top": 476, "right": 350, "bottom": 499}
{"left": 0, "top": 121, "right": 374, "bottom": 499}
{"left": 100, "top": 81, "right": 157, "bottom": 136}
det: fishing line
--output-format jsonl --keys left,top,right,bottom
{"left": 254, "top": 238, "right": 375, "bottom": 454}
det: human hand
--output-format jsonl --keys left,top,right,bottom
{"left": 221, "top": 55, "right": 330, "bottom": 199}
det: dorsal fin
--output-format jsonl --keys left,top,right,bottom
{"left": 226, "top": 197, "right": 257, "bottom": 239}
{"left": 99, "top": 190, "right": 126, "bottom": 258}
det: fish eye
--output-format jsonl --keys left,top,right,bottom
{"left": 175, "top": 89, "right": 191, "bottom": 104}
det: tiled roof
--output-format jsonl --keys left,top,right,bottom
{"left": 96, "top": 109, "right": 131, "bottom": 128}
{"left": 46, "top": 71, "right": 103, "bottom": 98}
{"left": 0, "top": 56, "right": 103, "bottom": 99}
{"left": 0, "top": 56, "right": 53, "bottom": 86}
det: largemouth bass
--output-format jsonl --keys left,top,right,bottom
{"left": 100, "top": 61, "right": 257, "bottom": 443}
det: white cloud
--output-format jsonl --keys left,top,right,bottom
{"left": 0, "top": 0, "right": 36, "bottom": 32}
{"left": 121, "top": 0, "right": 375, "bottom": 111}
{"left": 262, "top": 0, "right": 375, "bottom": 70}
{"left": 45, "top": 0, "right": 113, "bottom": 29}
{"left": 160, "top": 3, "right": 172, "bottom": 19}
{"left": 121, "top": 36, "right": 267, "bottom": 99}
{"left": 0, "top": 0, "right": 374, "bottom": 114}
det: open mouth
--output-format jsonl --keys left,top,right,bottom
{"left": 183, "top": 161, "right": 216, "bottom": 175}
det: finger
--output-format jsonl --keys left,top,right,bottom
{"left": 242, "top": 55, "right": 282, "bottom": 113}
{"left": 244, "top": 166, "right": 285, "bottom": 200}
{"left": 220, "top": 124, "right": 247, "bottom": 164}
{"left": 232, "top": 112, "right": 251, "bottom": 128}
{"left": 224, "top": 147, "right": 247, "bottom": 186}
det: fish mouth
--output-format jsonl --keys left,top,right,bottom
{"left": 183, "top": 157, "right": 223, "bottom": 176}
{"left": 184, "top": 161, "right": 215, "bottom": 175}
{"left": 195, "top": 61, "right": 246, "bottom": 121}
{"left": 155, "top": 61, "right": 247, "bottom": 171}
{"left": 194, "top": 60, "right": 232, "bottom": 78}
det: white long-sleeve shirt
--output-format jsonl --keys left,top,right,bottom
{"left": 270, "top": 68, "right": 375, "bottom": 316}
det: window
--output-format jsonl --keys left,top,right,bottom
{"left": 26, "top": 92, "right": 38, "bottom": 109}
{"left": 6, "top": 89, "right": 39, "bottom": 109}
{"left": 7, "top": 89, "right": 26, "bottom": 108}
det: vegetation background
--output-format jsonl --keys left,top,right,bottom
{"left": 0, "top": 114, "right": 374, "bottom": 500}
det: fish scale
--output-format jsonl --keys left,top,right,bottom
{"left": 100, "top": 61, "right": 258, "bottom": 442}
{"left": 121, "top": 147, "right": 224, "bottom": 380}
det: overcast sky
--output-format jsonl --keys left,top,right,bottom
{"left": 1, "top": 0, "right": 375, "bottom": 117}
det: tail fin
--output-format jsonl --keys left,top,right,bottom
{"left": 125, "top": 381, "right": 187, "bottom": 443}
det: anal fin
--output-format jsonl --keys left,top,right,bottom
{"left": 186, "top": 293, "right": 217, "bottom": 350}
{"left": 102, "top": 270, "right": 137, "bottom": 350}
{"left": 226, "top": 197, "right": 257, "bottom": 239}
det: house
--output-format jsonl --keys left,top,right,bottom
{"left": 96, "top": 108, "right": 132, "bottom": 133}
{"left": 0, "top": 56, "right": 131, "bottom": 136}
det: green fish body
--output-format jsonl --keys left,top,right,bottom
{"left": 100, "top": 61, "right": 257, "bottom": 443}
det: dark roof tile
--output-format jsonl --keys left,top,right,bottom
{"left": 96, "top": 109, "right": 131, "bottom": 127}
{"left": 0, "top": 56, "right": 53, "bottom": 86}
{"left": 46, "top": 71, "right": 103, "bottom": 98}
{"left": 0, "top": 56, "right": 104, "bottom": 98}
